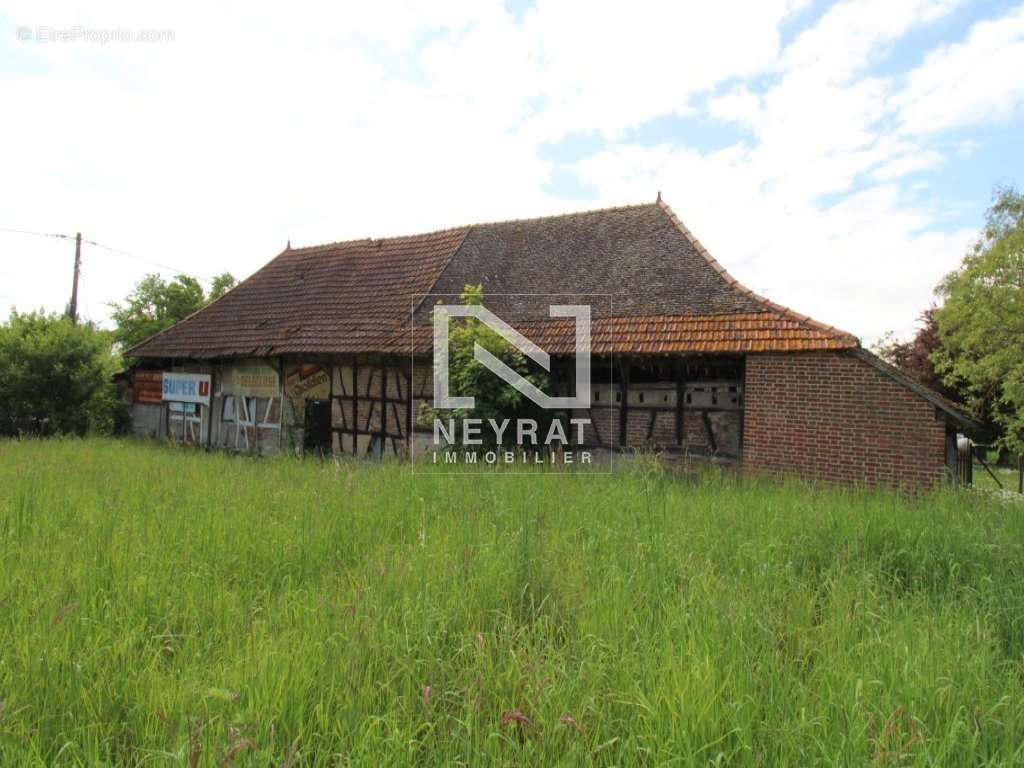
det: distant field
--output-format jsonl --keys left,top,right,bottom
{"left": 972, "top": 460, "right": 1022, "bottom": 493}
{"left": 2, "top": 439, "right": 1024, "bottom": 766}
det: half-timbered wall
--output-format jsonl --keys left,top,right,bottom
{"left": 329, "top": 356, "right": 414, "bottom": 457}
{"left": 208, "top": 359, "right": 283, "bottom": 455}
{"left": 569, "top": 357, "right": 745, "bottom": 457}
{"left": 153, "top": 354, "right": 747, "bottom": 460}
{"left": 212, "top": 394, "right": 281, "bottom": 454}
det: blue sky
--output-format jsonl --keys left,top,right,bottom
{"left": 1, "top": 0, "right": 1022, "bottom": 342}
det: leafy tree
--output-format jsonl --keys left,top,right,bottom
{"left": 419, "top": 284, "right": 552, "bottom": 449}
{"left": 873, "top": 306, "right": 961, "bottom": 402}
{"left": 110, "top": 271, "right": 235, "bottom": 352}
{"left": 209, "top": 272, "right": 237, "bottom": 301}
{"left": 0, "top": 310, "right": 125, "bottom": 436}
{"left": 934, "top": 186, "right": 1024, "bottom": 455}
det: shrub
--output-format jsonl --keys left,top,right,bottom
{"left": 0, "top": 310, "right": 125, "bottom": 436}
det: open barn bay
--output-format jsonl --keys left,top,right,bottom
{"left": 1, "top": 439, "right": 1023, "bottom": 765}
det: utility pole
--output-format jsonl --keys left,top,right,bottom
{"left": 68, "top": 232, "right": 81, "bottom": 324}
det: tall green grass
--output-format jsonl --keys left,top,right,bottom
{"left": 1, "top": 438, "right": 1023, "bottom": 766}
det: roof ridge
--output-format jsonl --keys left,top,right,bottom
{"left": 286, "top": 226, "right": 469, "bottom": 254}
{"left": 456, "top": 201, "right": 657, "bottom": 231}
{"left": 285, "top": 202, "right": 657, "bottom": 253}
{"left": 655, "top": 197, "right": 860, "bottom": 345}
{"left": 410, "top": 227, "right": 472, "bottom": 318}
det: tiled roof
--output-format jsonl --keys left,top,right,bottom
{"left": 397, "top": 311, "right": 856, "bottom": 355}
{"left": 129, "top": 200, "right": 859, "bottom": 359}
{"left": 419, "top": 202, "right": 766, "bottom": 320}
{"left": 129, "top": 228, "right": 468, "bottom": 358}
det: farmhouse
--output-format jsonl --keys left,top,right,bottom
{"left": 126, "top": 198, "right": 979, "bottom": 490}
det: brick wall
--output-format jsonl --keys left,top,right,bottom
{"left": 744, "top": 352, "right": 949, "bottom": 490}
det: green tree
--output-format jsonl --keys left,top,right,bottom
{"left": 209, "top": 272, "right": 237, "bottom": 301}
{"left": 873, "top": 306, "right": 962, "bottom": 403}
{"left": 0, "top": 310, "right": 125, "bottom": 436}
{"left": 934, "top": 186, "right": 1024, "bottom": 455}
{"left": 419, "top": 284, "right": 552, "bottom": 448}
{"left": 110, "top": 271, "right": 235, "bottom": 351}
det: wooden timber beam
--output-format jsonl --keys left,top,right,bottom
{"left": 618, "top": 358, "right": 630, "bottom": 449}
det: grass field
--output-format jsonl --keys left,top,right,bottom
{"left": 972, "top": 460, "right": 1022, "bottom": 493}
{"left": 1, "top": 439, "right": 1024, "bottom": 766}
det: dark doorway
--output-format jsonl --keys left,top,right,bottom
{"left": 303, "top": 399, "right": 332, "bottom": 456}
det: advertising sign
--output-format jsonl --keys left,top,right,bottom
{"left": 222, "top": 362, "right": 279, "bottom": 398}
{"left": 133, "top": 370, "right": 163, "bottom": 404}
{"left": 285, "top": 364, "right": 330, "bottom": 399}
{"left": 162, "top": 372, "right": 211, "bottom": 405}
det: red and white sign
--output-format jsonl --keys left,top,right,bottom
{"left": 162, "top": 372, "right": 211, "bottom": 405}
{"left": 133, "top": 370, "right": 163, "bottom": 404}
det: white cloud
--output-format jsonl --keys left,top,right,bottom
{"left": 0, "top": 1, "right": 551, "bottom": 320}
{"left": 780, "top": 0, "right": 963, "bottom": 83}
{"left": 515, "top": 0, "right": 809, "bottom": 142}
{"left": 871, "top": 148, "right": 946, "bottom": 180}
{"left": 896, "top": 4, "right": 1024, "bottom": 133}
{"left": 0, "top": 0, "right": 1016, "bottom": 346}
{"left": 708, "top": 86, "right": 762, "bottom": 126}
{"left": 954, "top": 138, "right": 980, "bottom": 158}
{"left": 0, "top": 0, "right": 814, "bottom": 324}
{"left": 411, "top": 0, "right": 811, "bottom": 145}
{"left": 578, "top": 144, "right": 973, "bottom": 342}
{"left": 574, "top": 0, "right": 979, "bottom": 341}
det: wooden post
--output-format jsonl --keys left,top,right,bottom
{"left": 1019, "top": 454, "right": 1023, "bottom": 495}
{"left": 68, "top": 232, "right": 81, "bottom": 324}
{"left": 205, "top": 366, "right": 215, "bottom": 450}
{"left": 403, "top": 362, "right": 413, "bottom": 458}
{"left": 618, "top": 359, "right": 629, "bottom": 449}
{"left": 702, "top": 411, "right": 718, "bottom": 453}
{"left": 738, "top": 356, "right": 746, "bottom": 461}
{"left": 352, "top": 359, "right": 360, "bottom": 456}
{"left": 379, "top": 358, "right": 387, "bottom": 458}
{"left": 675, "top": 359, "right": 685, "bottom": 448}
{"left": 278, "top": 356, "right": 286, "bottom": 452}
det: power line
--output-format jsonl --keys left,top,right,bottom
{"left": 0, "top": 225, "right": 214, "bottom": 283}
{"left": 81, "top": 237, "right": 214, "bottom": 282}
{"left": 0, "top": 225, "right": 70, "bottom": 240}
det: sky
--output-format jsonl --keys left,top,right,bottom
{"left": 1, "top": 0, "right": 1022, "bottom": 344}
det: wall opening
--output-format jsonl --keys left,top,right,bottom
{"left": 303, "top": 399, "right": 332, "bottom": 456}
